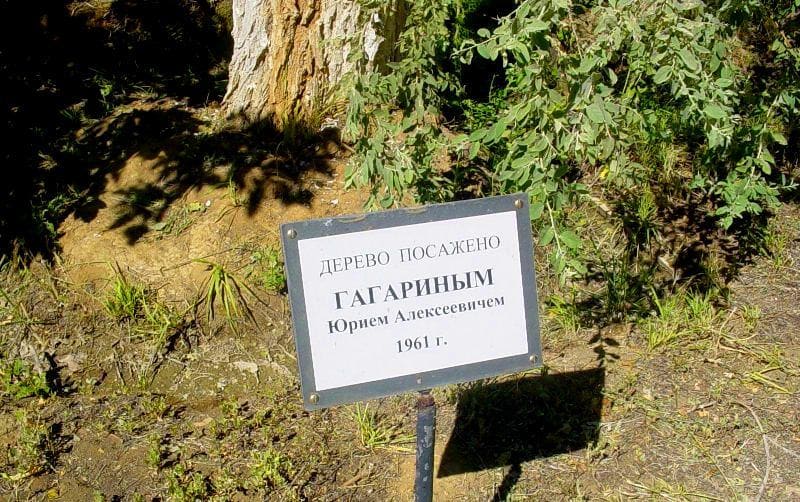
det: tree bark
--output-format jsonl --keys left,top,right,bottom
{"left": 223, "top": 0, "right": 404, "bottom": 125}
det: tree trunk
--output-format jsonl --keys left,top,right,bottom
{"left": 223, "top": 0, "right": 404, "bottom": 125}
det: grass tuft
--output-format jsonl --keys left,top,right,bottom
{"left": 547, "top": 290, "right": 582, "bottom": 333}
{"left": 195, "top": 259, "right": 254, "bottom": 328}
{"left": 642, "top": 289, "right": 720, "bottom": 350}
{"left": 104, "top": 269, "right": 148, "bottom": 320}
{"left": 352, "top": 403, "right": 414, "bottom": 452}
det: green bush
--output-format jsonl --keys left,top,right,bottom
{"left": 346, "top": 0, "right": 798, "bottom": 282}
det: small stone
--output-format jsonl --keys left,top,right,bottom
{"left": 233, "top": 361, "right": 258, "bottom": 377}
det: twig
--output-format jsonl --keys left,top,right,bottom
{"left": 733, "top": 401, "right": 771, "bottom": 502}
{"left": 689, "top": 431, "right": 739, "bottom": 499}
{"left": 767, "top": 437, "right": 800, "bottom": 460}
{"left": 112, "top": 349, "right": 127, "bottom": 387}
{"left": 340, "top": 469, "right": 369, "bottom": 488}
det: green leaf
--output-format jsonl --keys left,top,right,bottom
{"left": 585, "top": 103, "right": 607, "bottom": 124}
{"left": 531, "top": 135, "right": 549, "bottom": 153}
{"left": 599, "top": 137, "right": 615, "bottom": 160}
{"left": 678, "top": 48, "right": 700, "bottom": 72}
{"left": 653, "top": 66, "right": 671, "bottom": 84}
{"left": 514, "top": 42, "right": 531, "bottom": 63}
{"left": 577, "top": 56, "right": 597, "bottom": 74}
{"left": 468, "top": 141, "right": 481, "bottom": 159}
{"left": 498, "top": 168, "right": 516, "bottom": 181}
{"left": 485, "top": 120, "right": 506, "bottom": 143}
{"left": 716, "top": 78, "right": 733, "bottom": 88}
{"left": 539, "top": 227, "right": 555, "bottom": 246}
{"left": 468, "top": 128, "right": 487, "bottom": 143}
{"left": 528, "top": 19, "right": 549, "bottom": 32}
{"left": 511, "top": 155, "right": 531, "bottom": 170}
{"left": 607, "top": 68, "right": 618, "bottom": 85}
{"left": 709, "top": 55, "right": 721, "bottom": 73}
{"left": 568, "top": 259, "right": 588, "bottom": 276}
{"left": 771, "top": 131, "right": 788, "bottom": 145}
{"left": 553, "top": 253, "right": 566, "bottom": 278}
{"left": 761, "top": 148, "right": 775, "bottom": 165}
{"left": 559, "top": 230, "right": 581, "bottom": 250}
{"left": 703, "top": 104, "right": 726, "bottom": 120}
{"left": 529, "top": 202, "right": 544, "bottom": 220}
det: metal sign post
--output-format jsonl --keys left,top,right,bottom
{"left": 414, "top": 390, "right": 435, "bottom": 502}
{"left": 279, "top": 193, "right": 543, "bottom": 497}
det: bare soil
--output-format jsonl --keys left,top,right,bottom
{"left": 1, "top": 101, "right": 799, "bottom": 501}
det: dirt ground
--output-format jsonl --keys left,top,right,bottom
{"left": 1, "top": 101, "right": 799, "bottom": 501}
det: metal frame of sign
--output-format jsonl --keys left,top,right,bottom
{"left": 280, "top": 193, "right": 542, "bottom": 410}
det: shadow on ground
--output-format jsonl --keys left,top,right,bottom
{"left": 70, "top": 102, "right": 336, "bottom": 246}
{"left": 438, "top": 368, "right": 605, "bottom": 499}
{"left": 1, "top": 0, "right": 336, "bottom": 259}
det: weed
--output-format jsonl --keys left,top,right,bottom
{"left": 78, "top": 377, "right": 99, "bottom": 396}
{"left": 642, "top": 292, "right": 687, "bottom": 350}
{"left": 113, "top": 405, "right": 140, "bottom": 436}
{"left": 741, "top": 304, "right": 761, "bottom": 332}
{"left": 196, "top": 259, "right": 253, "bottom": 327}
{"left": 684, "top": 291, "right": 717, "bottom": 335}
{"left": 763, "top": 220, "right": 791, "bottom": 269}
{"left": 142, "top": 394, "right": 170, "bottom": 419}
{"left": 126, "top": 299, "right": 184, "bottom": 390}
{"left": 146, "top": 434, "right": 164, "bottom": 470}
{"left": 220, "top": 397, "right": 246, "bottom": 430}
{"left": 92, "top": 72, "right": 116, "bottom": 112}
{"left": 248, "top": 449, "right": 293, "bottom": 489}
{"left": 150, "top": 203, "right": 202, "bottom": 238}
{"left": 247, "top": 247, "right": 286, "bottom": 293}
{"left": 0, "top": 359, "right": 51, "bottom": 399}
{"left": 698, "top": 251, "right": 729, "bottom": 295}
{"left": 167, "top": 463, "right": 211, "bottom": 501}
{"left": 619, "top": 188, "right": 659, "bottom": 251}
{"left": 226, "top": 178, "right": 245, "bottom": 207}
{"left": 104, "top": 270, "right": 147, "bottom": 320}
{"left": 136, "top": 298, "right": 181, "bottom": 345}
{"left": 627, "top": 478, "right": 726, "bottom": 501}
{"left": 600, "top": 257, "right": 652, "bottom": 321}
{"left": 547, "top": 290, "right": 582, "bottom": 333}
{"left": 746, "top": 367, "right": 792, "bottom": 394}
{"left": 0, "top": 263, "right": 32, "bottom": 327}
{"left": 642, "top": 289, "right": 721, "bottom": 349}
{"left": 212, "top": 468, "right": 240, "bottom": 497}
{"left": 2, "top": 410, "right": 56, "bottom": 481}
{"left": 352, "top": 403, "right": 414, "bottom": 452}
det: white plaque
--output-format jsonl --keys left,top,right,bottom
{"left": 281, "top": 194, "right": 542, "bottom": 409}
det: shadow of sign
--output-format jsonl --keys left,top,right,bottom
{"left": 438, "top": 368, "right": 605, "bottom": 496}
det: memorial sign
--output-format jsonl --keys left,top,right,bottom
{"left": 280, "top": 193, "right": 542, "bottom": 410}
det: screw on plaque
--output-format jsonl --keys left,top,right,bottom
{"left": 529, "top": 354, "right": 538, "bottom": 364}
{"left": 286, "top": 228, "right": 297, "bottom": 239}
{"left": 514, "top": 199, "right": 524, "bottom": 209}
{"left": 308, "top": 393, "right": 319, "bottom": 404}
